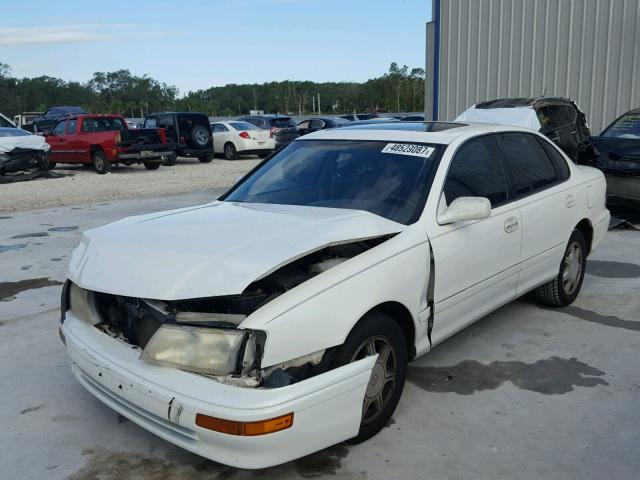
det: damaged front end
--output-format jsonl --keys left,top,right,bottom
{"left": 62, "top": 235, "right": 393, "bottom": 389}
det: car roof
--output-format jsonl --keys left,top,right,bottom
{"left": 475, "top": 97, "right": 574, "bottom": 109}
{"left": 299, "top": 121, "right": 541, "bottom": 145}
{"left": 148, "top": 112, "right": 208, "bottom": 116}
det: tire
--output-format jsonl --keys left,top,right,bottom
{"left": 48, "top": 161, "right": 57, "bottom": 170}
{"left": 37, "top": 153, "right": 49, "bottom": 171}
{"left": 224, "top": 142, "right": 238, "bottom": 160}
{"left": 164, "top": 152, "right": 177, "bottom": 166}
{"left": 189, "top": 125, "right": 210, "bottom": 148}
{"left": 332, "top": 310, "right": 407, "bottom": 443}
{"left": 92, "top": 150, "right": 111, "bottom": 174}
{"left": 144, "top": 162, "right": 160, "bottom": 170}
{"left": 198, "top": 153, "right": 214, "bottom": 163}
{"left": 535, "top": 229, "right": 587, "bottom": 307}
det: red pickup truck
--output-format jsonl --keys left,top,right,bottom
{"left": 45, "top": 114, "right": 175, "bottom": 174}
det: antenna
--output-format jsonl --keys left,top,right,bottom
{"left": 541, "top": 87, "right": 547, "bottom": 98}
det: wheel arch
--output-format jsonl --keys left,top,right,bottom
{"left": 362, "top": 301, "right": 417, "bottom": 361}
{"left": 574, "top": 218, "right": 594, "bottom": 254}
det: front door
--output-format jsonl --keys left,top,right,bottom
{"left": 428, "top": 134, "right": 522, "bottom": 344}
{"left": 46, "top": 120, "right": 69, "bottom": 162}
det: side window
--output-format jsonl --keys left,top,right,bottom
{"left": 501, "top": 133, "right": 558, "bottom": 197}
{"left": 310, "top": 119, "right": 325, "bottom": 129}
{"left": 444, "top": 135, "right": 508, "bottom": 207}
{"left": 66, "top": 119, "right": 77, "bottom": 134}
{"left": 297, "top": 120, "right": 310, "bottom": 129}
{"left": 52, "top": 121, "right": 67, "bottom": 135}
{"left": 213, "top": 124, "right": 228, "bottom": 132}
{"left": 145, "top": 117, "right": 157, "bottom": 128}
{"left": 539, "top": 139, "right": 571, "bottom": 182}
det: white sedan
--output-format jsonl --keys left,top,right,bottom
{"left": 60, "top": 122, "right": 609, "bottom": 468}
{"left": 211, "top": 120, "right": 275, "bottom": 159}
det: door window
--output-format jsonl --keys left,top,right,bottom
{"left": 212, "top": 123, "right": 228, "bottom": 133}
{"left": 444, "top": 135, "right": 508, "bottom": 207}
{"left": 500, "top": 133, "right": 558, "bottom": 197}
{"left": 297, "top": 120, "right": 310, "bottom": 129}
{"left": 539, "top": 139, "right": 571, "bottom": 182}
{"left": 51, "top": 121, "right": 66, "bottom": 135}
{"left": 65, "top": 119, "right": 77, "bottom": 134}
{"left": 310, "top": 119, "right": 325, "bottom": 129}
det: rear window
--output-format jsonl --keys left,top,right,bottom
{"left": 230, "top": 122, "right": 259, "bottom": 131}
{"left": 270, "top": 117, "right": 295, "bottom": 128}
{"left": 602, "top": 111, "right": 640, "bottom": 139}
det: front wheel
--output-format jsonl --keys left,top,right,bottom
{"left": 535, "top": 229, "right": 587, "bottom": 307}
{"left": 144, "top": 162, "right": 160, "bottom": 170}
{"left": 48, "top": 161, "right": 57, "bottom": 170}
{"left": 332, "top": 310, "right": 407, "bottom": 443}
{"left": 92, "top": 151, "right": 111, "bottom": 174}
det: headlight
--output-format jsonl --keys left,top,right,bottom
{"left": 140, "top": 325, "right": 246, "bottom": 376}
{"left": 69, "top": 283, "right": 100, "bottom": 325}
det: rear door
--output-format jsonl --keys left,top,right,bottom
{"left": 211, "top": 123, "right": 229, "bottom": 151}
{"left": 428, "top": 134, "right": 522, "bottom": 344}
{"left": 498, "top": 132, "right": 577, "bottom": 294}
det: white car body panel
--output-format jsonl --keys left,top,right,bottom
{"left": 62, "top": 122, "right": 610, "bottom": 468}
{"left": 68, "top": 202, "right": 404, "bottom": 300}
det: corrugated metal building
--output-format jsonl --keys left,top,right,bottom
{"left": 425, "top": 0, "right": 640, "bottom": 133}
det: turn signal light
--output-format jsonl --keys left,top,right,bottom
{"left": 195, "top": 412, "right": 293, "bottom": 436}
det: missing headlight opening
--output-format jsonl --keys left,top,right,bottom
{"left": 67, "top": 235, "right": 393, "bottom": 387}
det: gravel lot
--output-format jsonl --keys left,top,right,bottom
{"left": 1, "top": 156, "right": 260, "bottom": 213}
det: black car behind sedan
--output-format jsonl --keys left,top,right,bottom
{"left": 238, "top": 115, "right": 298, "bottom": 149}
{"left": 592, "top": 107, "right": 640, "bottom": 208}
{"left": 34, "top": 106, "right": 87, "bottom": 134}
{"left": 297, "top": 117, "right": 350, "bottom": 136}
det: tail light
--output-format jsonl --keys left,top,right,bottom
{"left": 239, "top": 131, "right": 250, "bottom": 139}
{"left": 157, "top": 128, "right": 167, "bottom": 143}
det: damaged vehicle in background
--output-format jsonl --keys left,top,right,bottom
{"left": 59, "top": 121, "right": 609, "bottom": 469}
{"left": 591, "top": 107, "right": 640, "bottom": 208}
{"left": 456, "top": 97, "right": 597, "bottom": 164}
{"left": 0, "top": 127, "right": 50, "bottom": 178}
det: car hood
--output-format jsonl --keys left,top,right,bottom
{"left": 68, "top": 201, "right": 405, "bottom": 300}
{"left": 0, "top": 134, "right": 50, "bottom": 153}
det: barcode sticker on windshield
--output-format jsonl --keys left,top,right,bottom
{"left": 381, "top": 143, "right": 435, "bottom": 158}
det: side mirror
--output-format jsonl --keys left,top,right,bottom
{"left": 438, "top": 196, "right": 491, "bottom": 225}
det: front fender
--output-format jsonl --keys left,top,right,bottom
{"left": 241, "top": 229, "right": 431, "bottom": 368}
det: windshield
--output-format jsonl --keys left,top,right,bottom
{"left": 223, "top": 139, "right": 443, "bottom": 225}
{"left": 602, "top": 111, "right": 640, "bottom": 139}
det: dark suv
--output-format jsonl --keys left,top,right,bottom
{"left": 237, "top": 115, "right": 298, "bottom": 149}
{"left": 34, "top": 106, "right": 87, "bottom": 134}
{"left": 143, "top": 112, "right": 214, "bottom": 164}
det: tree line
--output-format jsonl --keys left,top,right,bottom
{"left": 0, "top": 62, "right": 424, "bottom": 118}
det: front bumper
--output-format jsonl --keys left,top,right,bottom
{"left": 62, "top": 313, "right": 374, "bottom": 469}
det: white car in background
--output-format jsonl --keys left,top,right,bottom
{"left": 211, "top": 120, "right": 275, "bottom": 159}
{"left": 60, "top": 122, "right": 609, "bottom": 468}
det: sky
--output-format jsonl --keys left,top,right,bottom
{"left": 0, "top": 0, "right": 432, "bottom": 94}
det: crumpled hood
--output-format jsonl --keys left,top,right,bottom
{"left": 68, "top": 201, "right": 404, "bottom": 300}
{"left": 0, "top": 133, "right": 50, "bottom": 154}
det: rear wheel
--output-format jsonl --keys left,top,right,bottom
{"left": 224, "top": 142, "right": 238, "bottom": 160}
{"left": 535, "top": 230, "right": 587, "bottom": 307}
{"left": 92, "top": 151, "right": 111, "bottom": 174}
{"left": 48, "top": 161, "right": 57, "bottom": 170}
{"left": 332, "top": 310, "right": 407, "bottom": 443}
{"left": 198, "top": 153, "right": 214, "bottom": 163}
{"left": 144, "top": 162, "right": 160, "bottom": 170}
{"left": 164, "top": 152, "right": 177, "bottom": 166}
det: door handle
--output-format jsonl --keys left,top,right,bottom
{"left": 565, "top": 194, "right": 576, "bottom": 208}
{"left": 504, "top": 217, "right": 519, "bottom": 233}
